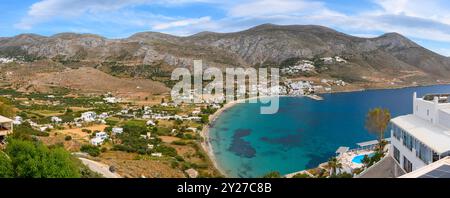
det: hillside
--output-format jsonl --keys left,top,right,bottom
{"left": 1, "top": 24, "right": 450, "bottom": 94}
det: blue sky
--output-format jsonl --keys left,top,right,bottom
{"left": 1, "top": 0, "right": 450, "bottom": 56}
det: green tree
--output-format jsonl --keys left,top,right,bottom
{"left": 200, "top": 114, "right": 209, "bottom": 124}
{"left": 292, "top": 173, "right": 311, "bottom": 178}
{"left": 329, "top": 172, "right": 353, "bottom": 178}
{"left": 262, "top": 171, "right": 282, "bottom": 178}
{"left": 365, "top": 108, "right": 391, "bottom": 150}
{"left": 327, "top": 157, "right": 342, "bottom": 176}
{"left": 80, "top": 145, "right": 101, "bottom": 157}
{"left": 0, "top": 97, "right": 15, "bottom": 117}
{"left": 0, "top": 151, "right": 13, "bottom": 178}
{"left": 5, "top": 139, "right": 80, "bottom": 178}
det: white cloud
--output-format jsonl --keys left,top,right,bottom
{"left": 153, "top": 16, "right": 211, "bottom": 30}
{"left": 227, "top": 0, "right": 324, "bottom": 18}
{"left": 15, "top": 0, "right": 209, "bottom": 30}
{"left": 12, "top": 0, "right": 450, "bottom": 56}
{"left": 374, "top": 0, "right": 450, "bottom": 25}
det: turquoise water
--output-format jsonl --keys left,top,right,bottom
{"left": 209, "top": 84, "right": 450, "bottom": 178}
{"left": 352, "top": 153, "right": 375, "bottom": 164}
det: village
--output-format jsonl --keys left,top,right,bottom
{"left": 0, "top": 88, "right": 224, "bottom": 178}
{"left": 280, "top": 56, "right": 350, "bottom": 96}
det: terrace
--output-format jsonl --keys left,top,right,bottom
{"left": 337, "top": 138, "right": 391, "bottom": 174}
{"left": 423, "top": 94, "right": 450, "bottom": 103}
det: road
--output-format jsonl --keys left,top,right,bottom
{"left": 78, "top": 157, "right": 122, "bottom": 178}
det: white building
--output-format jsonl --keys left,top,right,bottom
{"left": 90, "top": 137, "right": 104, "bottom": 146}
{"left": 0, "top": 57, "right": 16, "bottom": 64}
{"left": 146, "top": 120, "right": 156, "bottom": 126}
{"left": 51, "top": 116, "right": 62, "bottom": 123}
{"left": 400, "top": 157, "right": 450, "bottom": 178}
{"left": 96, "top": 131, "right": 109, "bottom": 139}
{"left": 81, "top": 111, "right": 97, "bottom": 122}
{"left": 103, "top": 97, "right": 120, "bottom": 104}
{"left": 390, "top": 92, "right": 450, "bottom": 173}
{"left": 112, "top": 127, "right": 123, "bottom": 135}
{"left": 151, "top": 153, "right": 162, "bottom": 157}
{"left": 186, "top": 127, "right": 198, "bottom": 133}
{"left": 13, "top": 116, "right": 22, "bottom": 125}
{"left": 91, "top": 131, "right": 109, "bottom": 146}
{"left": 0, "top": 115, "right": 13, "bottom": 144}
{"left": 98, "top": 112, "right": 109, "bottom": 119}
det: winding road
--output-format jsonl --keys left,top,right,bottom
{"left": 78, "top": 157, "right": 122, "bottom": 178}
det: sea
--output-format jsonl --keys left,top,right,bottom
{"left": 209, "top": 84, "right": 450, "bottom": 178}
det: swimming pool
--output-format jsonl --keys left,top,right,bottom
{"left": 352, "top": 153, "right": 375, "bottom": 164}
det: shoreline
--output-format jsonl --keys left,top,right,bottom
{"left": 200, "top": 97, "right": 260, "bottom": 177}
{"left": 200, "top": 82, "right": 450, "bottom": 178}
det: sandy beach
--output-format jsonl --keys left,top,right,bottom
{"left": 200, "top": 99, "right": 242, "bottom": 177}
{"left": 199, "top": 96, "right": 281, "bottom": 177}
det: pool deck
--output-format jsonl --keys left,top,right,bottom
{"left": 339, "top": 150, "right": 375, "bottom": 173}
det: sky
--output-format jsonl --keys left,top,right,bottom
{"left": 1, "top": 0, "right": 450, "bottom": 56}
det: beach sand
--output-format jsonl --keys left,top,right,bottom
{"left": 199, "top": 96, "right": 275, "bottom": 177}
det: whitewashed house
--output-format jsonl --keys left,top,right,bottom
{"left": 98, "top": 112, "right": 109, "bottom": 119}
{"left": 186, "top": 127, "right": 198, "bottom": 133}
{"left": 90, "top": 137, "right": 104, "bottom": 146}
{"left": 151, "top": 153, "right": 162, "bottom": 157}
{"left": 51, "top": 116, "right": 62, "bottom": 123}
{"left": 13, "top": 116, "right": 22, "bottom": 125}
{"left": 146, "top": 120, "right": 156, "bottom": 126}
{"left": 0, "top": 115, "right": 13, "bottom": 144}
{"left": 91, "top": 131, "right": 109, "bottom": 146}
{"left": 96, "top": 131, "right": 108, "bottom": 139}
{"left": 191, "top": 110, "right": 201, "bottom": 115}
{"left": 112, "top": 127, "right": 123, "bottom": 135}
{"left": 81, "top": 111, "right": 97, "bottom": 122}
{"left": 390, "top": 93, "right": 450, "bottom": 173}
{"left": 103, "top": 97, "right": 120, "bottom": 104}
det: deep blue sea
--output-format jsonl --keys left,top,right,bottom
{"left": 209, "top": 84, "right": 450, "bottom": 178}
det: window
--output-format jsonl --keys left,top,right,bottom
{"left": 427, "top": 109, "right": 430, "bottom": 116}
{"left": 394, "top": 146, "right": 400, "bottom": 163}
{"left": 415, "top": 139, "right": 431, "bottom": 164}
{"left": 433, "top": 152, "right": 440, "bottom": 162}
{"left": 403, "top": 156, "right": 413, "bottom": 173}
{"left": 402, "top": 132, "right": 413, "bottom": 151}
{"left": 393, "top": 124, "right": 401, "bottom": 140}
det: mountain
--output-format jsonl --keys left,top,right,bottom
{"left": 1, "top": 24, "right": 450, "bottom": 90}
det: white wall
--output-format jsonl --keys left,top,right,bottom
{"left": 390, "top": 129, "right": 428, "bottom": 172}
{"left": 439, "top": 110, "right": 450, "bottom": 129}
{"left": 414, "top": 98, "right": 437, "bottom": 123}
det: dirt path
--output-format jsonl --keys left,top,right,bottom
{"left": 79, "top": 157, "right": 122, "bottom": 178}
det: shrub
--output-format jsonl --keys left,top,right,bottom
{"left": 12, "top": 122, "right": 49, "bottom": 140}
{"left": 109, "top": 166, "right": 116, "bottom": 173}
{"left": 262, "top": 171, "right": 282, "bottom": 178}
{"left": 174, "top": 155, "right": 184, "bottom": 162}
{"left": 154, "top": 145, "right": 177, "bottom": 157}
{"left": 4, "top": 139, "right": 80, "bottom": 178}
{"left": 65, "top": 136, "right": 72, "bottom": 141}
{"left": 80, "top": 145, "right": 101, "bottom": 157}
{"left": 292, "top": 173, "right": 311, "bottom": 178}
{"left": 81, "top": 129, "right": 92, "bottom": 133}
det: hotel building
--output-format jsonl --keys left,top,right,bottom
{"left": 390, "top": 92, "right": 450, "bottom": 173}
{"left": 0, "top": 115, "right": 13, "bottom": 145}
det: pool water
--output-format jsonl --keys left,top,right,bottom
{"left": 352, "top": 153, "right": 375, "bottom": 164}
